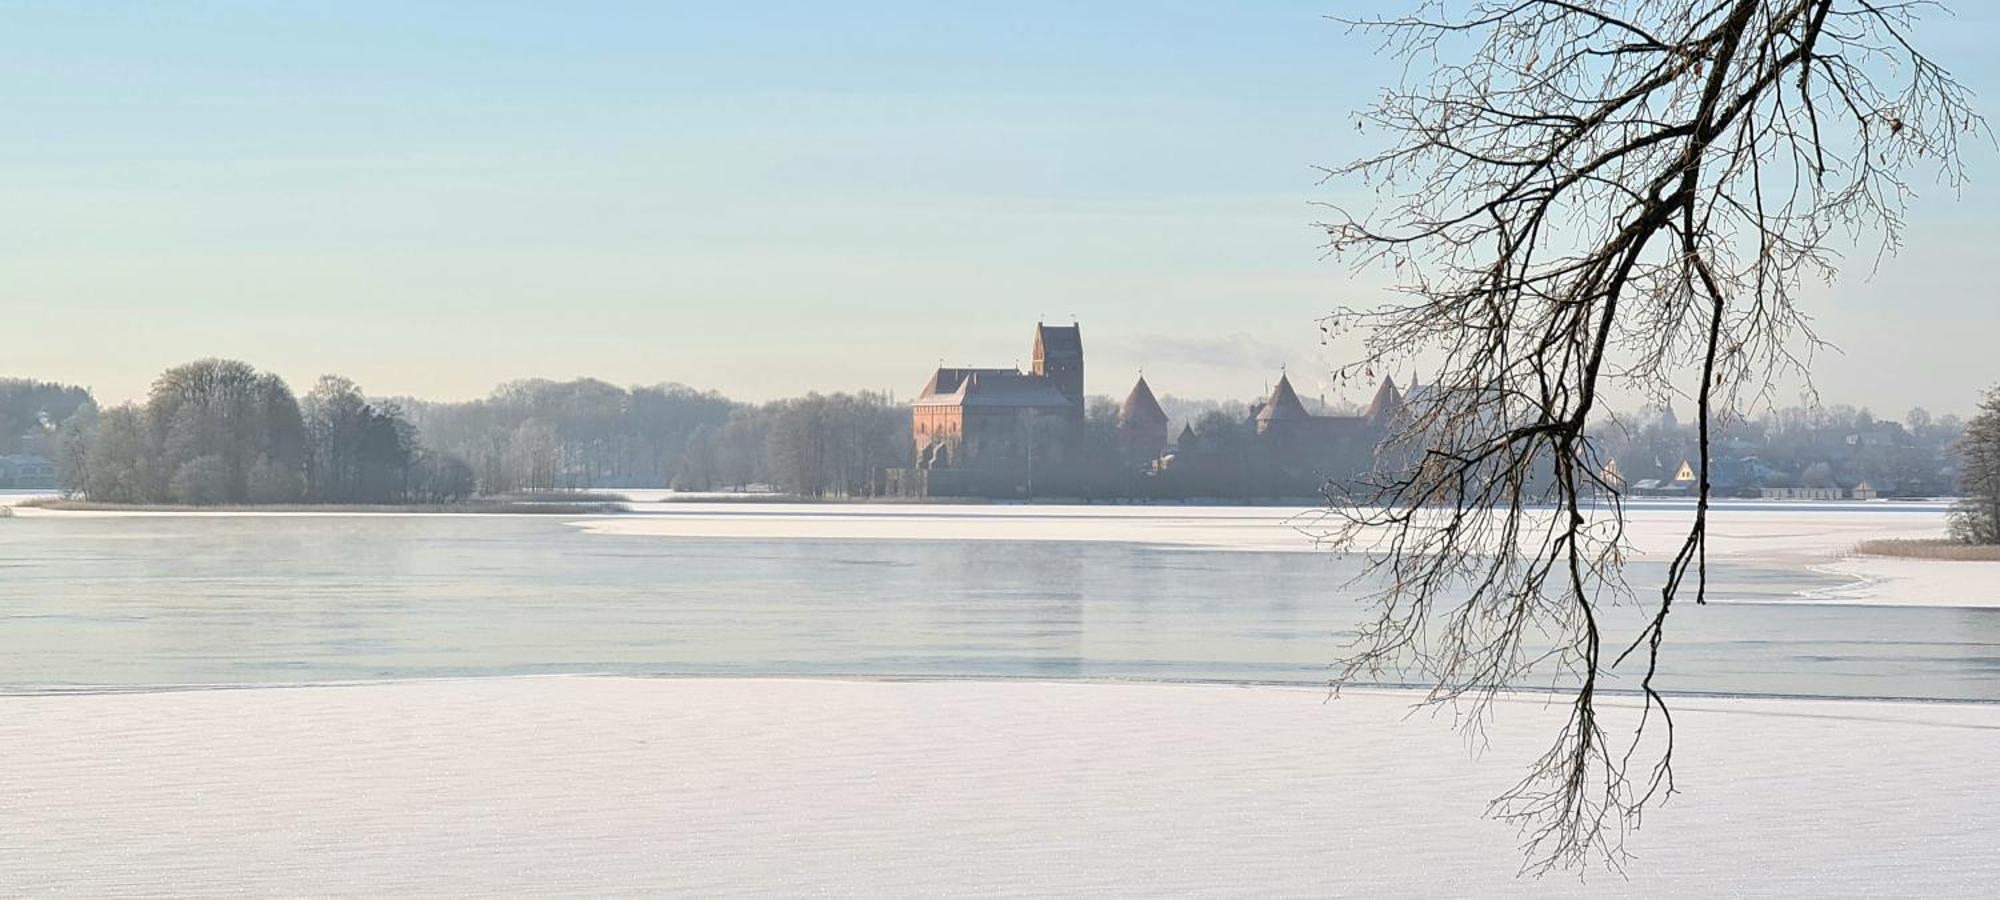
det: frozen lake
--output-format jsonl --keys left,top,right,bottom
{"left": 2, "top": 501, "right": 1995, "bottom": 699}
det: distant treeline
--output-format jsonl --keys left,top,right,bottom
{"left": 6, "top": 363, "right": 1988, "bottom": 504}
{"left": 398, "top": 379, "right": 910, "bottom": 499}
{"left": 1597, "top": 403, "right": 1971, "bottom": 497}
{"left": 0, "top": 379, "right": 93, "bottom": 458}
{"left": 396, "top": 380, "right": 736, "bottom": 492}
{"left": 22, "top": 362, "right": 913, "bottom": 503}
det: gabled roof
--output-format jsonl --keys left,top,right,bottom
{"left": 1120, "top": 376, "right": 1168, "bottom": 425}
{"left": 1254, "top": 374, "right": 1313, "bottom": 424}
{"left": 913, "top": 368, "right": 1075, "bottom": 410}
{"left": 920, "top": 367, "right": 1011, "bottom": 399}
{"left": 1364, "top": 376, "right": 1403, "bottom": 422}
{"left": 1177, "top": 423, "right": 1197, "bottom": 444}
{"left": 1034, "top": 323, "right": 1082, "bottom": 358}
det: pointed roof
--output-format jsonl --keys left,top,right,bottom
{"left": 1119, "top": 376, "right": 1168, "bottom": 425}
{"left": 1177, "top": 422, "right": 1197, "bottom": 445}
{"left": 1254, "top": 374, "right": 1313, "bottom": 425}
{"left": 1364, "top": 376, "right": 1403, "bottom": 422}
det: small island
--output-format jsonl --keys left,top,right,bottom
{"left": 35, "top": 360, "right": 630, "bottom": 514}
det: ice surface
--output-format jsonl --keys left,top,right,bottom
{"left": 13, "top": 497, "right": 1989, "bottom": 607}
{"left": 2, "top": 676, "right": 1993, "bottom": 896}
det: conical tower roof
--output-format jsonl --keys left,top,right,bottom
{"left": 1255, "top": 374, "right": 1312, "bottom": 425}
{"left": 1120, "top": 376, "right": 1168, "bottom": 426}
{"left": 1364, "top": 375, "right": 1403, "bottom": 422}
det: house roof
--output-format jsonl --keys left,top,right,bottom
{"left": 1254, "top": 374, "right": 1313, "bottom": 424}
{"left": 1120, "top": 376, "right": 1168, "bottom": 425}
{"left": 1177, "top": 423, "right": 1197, "bottom": 444}
{"left": 913, "top": 368, "right": 1075, "bottom": 410}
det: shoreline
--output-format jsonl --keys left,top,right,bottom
{"left": 6, "top": 669, "right": 1999, "bottom": 707}
{"left": 12, "top": 499, "right": 624, "bottom": 515}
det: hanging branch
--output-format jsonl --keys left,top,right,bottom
{"left": 1310, "top": 0, "right": 1980, "bottom": 874}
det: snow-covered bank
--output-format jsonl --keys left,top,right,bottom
{"left": 577, "top": 502, "right": 1320, "bottom": 551}
{"left": 3, "top": 677, "right": 1994, "bottom": 897}
{"left": 574, "top": 499, "right": 1953, "bottom": 556}
{"left": 577, "top": 500, "right": 1984, "bottom": 607}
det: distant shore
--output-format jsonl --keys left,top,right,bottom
{"left": 18, "top": 498, "right": 625, "bottom": 515}
{"left": 655, "top": 492, "right": 1350, "bottom": 506}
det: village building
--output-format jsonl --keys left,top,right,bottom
{"left": 1602, "top": 459, "right": 1627, "bottom": 491}
{"left": 0, "top": 454, "right": 57, "bottom": 490}
{"left": 1760, "top": 485, "right": 1850, "bottom": 501}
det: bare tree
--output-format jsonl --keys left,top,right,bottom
{"left": 1311, "top": 0, "right": 1980, "bottom": 873}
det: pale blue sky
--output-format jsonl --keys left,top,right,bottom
{"left": 3, "top": 2, "right": 1995, "bottom": 414}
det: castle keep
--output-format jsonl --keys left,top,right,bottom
{"left": 897, "top": 322, "right": 1403, "bottom": 498}
{"left": 912, "top": 323, "right": 1086, "bottom": 475}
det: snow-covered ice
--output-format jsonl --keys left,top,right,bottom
{"left": 1807, "top": 554, "right": 2000, "bottom": 608}
{"left": 578, "top": 500, "right": 1995, "bottom": 608}
{"left": 2, "top": 676, "right": 1993, "bottom": 897}
{"left": 578, "top": 499, "right": 1953, "bottom": 557}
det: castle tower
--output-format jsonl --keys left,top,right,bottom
{"left": 1253, "top": 373, "right": 1312, "bottom": 435}
{"left": 1363, "top": 375, "right": 1403, "bottom": 427}
{"left": 1032, "top": 323, "right": 1084, "bottom": 417}
{"left": 1118, "top": 375, "right": 1170, "bottom": 459}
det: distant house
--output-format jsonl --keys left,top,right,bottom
{"left": 1760, "top": 485, "right": 1846, "bottom": 501}
{"left": 1628, "top": 460, "right": 1699, "bottom": 497}
{"left": 0, "top": 454, "right": 57, "bottom": 490}
{"left": 1850, "top": 481, "right": 1879, "bottom": 501}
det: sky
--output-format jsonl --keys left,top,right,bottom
{"left": 2, "top": 1, "right": 1996, "bottom": 415}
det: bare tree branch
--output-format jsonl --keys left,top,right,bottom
{"left": 1308, "top": 0, "right": 1981, "bottom": 874}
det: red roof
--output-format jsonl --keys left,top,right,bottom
{"left": 1364, "top": 376, "right": 1403, "bottom": 422}
{"left": 1254, "top": 374, "right": 1312, "bottom": 424}
{"left": 1120, "top": 376, "right": 1167, "bottom": 425}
